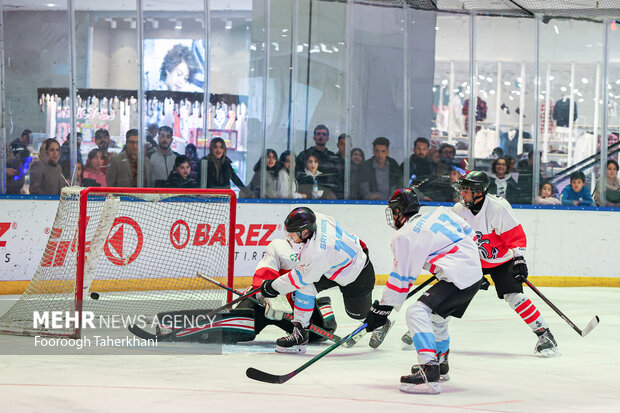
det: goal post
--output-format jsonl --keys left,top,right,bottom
{"left": 0, "top": 186, "right": 237, "bottom": 338}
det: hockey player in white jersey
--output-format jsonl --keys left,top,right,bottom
{"left": 452, "top": 171, "right": 558, "bottom": 356}
{"left": 364, "top": 189, "right": 483, "bottom": 394}
{"left": 260, "top": 207, "right": 379, "bottom": 353}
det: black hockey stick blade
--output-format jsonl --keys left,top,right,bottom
{"left": 581, "top": 316, "right": 600, "bottom": 337}
{"left": 246, "top": 368, "right": 294, "bottom": 384}
{"left": 128, "top": 324, "right": 162, "bottom": 341}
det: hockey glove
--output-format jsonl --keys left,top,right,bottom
{"left": 479, "top": 276, "right": 490, "bottom": 290}
{"left": 511, "top": 257, "right": 528, "bottom": 282}
{"left": 260, "top": 279, "right": 280, "bottom": 299}
{"left": 264, "top": 295, "right": 292, "bottom": 320}
{"left": 364, "top": 300, "right": 393, "bottom": 332}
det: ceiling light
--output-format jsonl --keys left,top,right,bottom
{"left": 225, "top": 20, "right": 232, "bottom": 30}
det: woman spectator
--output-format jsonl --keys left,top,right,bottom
{"left": 158, "top": 155, "right": 197, "bottom": 188}
{"left": 275, "top": 150, "right": 306, "bottom": 199}
{"left": 593, "top": 159, "right": 620, "bottom": 206}
{"left": 348, "top": 148, "right": 366, "bottom": 200}
{"left": 75, "top": 161, "right": 83, "bottom": 186}
{"left": 199, "top": 137, "right": 246, "bottom": 191}
{"left": 83, "top": 148, "right": 107, "bottom": 187}
{"left": 296, "top": 154, "right": 336, "bottom": 199}
{"left": 29, "top": 138, "right": 67, "bottom": 195}
{"left": 487, "top": 157, "right": 520, "bottom": 203}
{"left": 246, "top": 149, "right": 279, "bottom": 198}
{"left": 535, "top": 182, "right": 561, "bottom": 205}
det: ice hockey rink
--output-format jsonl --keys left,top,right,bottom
{"left": 0, "top": 285, "right": 618, "bottom": 413}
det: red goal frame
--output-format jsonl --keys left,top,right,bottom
{"left": 75, "top": 187, "right": 237, "bottom": 337}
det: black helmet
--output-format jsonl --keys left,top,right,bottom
{"left": 284, "top": 207, "right": 316, "bottom": 240}
{"left": 458, "top": 171, "right": 489, "bottom": 207}
{"left": 386, "top": 188, "right": 421, "bottom": 229}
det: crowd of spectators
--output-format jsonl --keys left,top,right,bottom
{"left": 4, "top": 123, "right": 619, "bottom": 206}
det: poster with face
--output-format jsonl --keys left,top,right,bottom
{"left": 144, "top": 39, "right": 204, "bottom": 92}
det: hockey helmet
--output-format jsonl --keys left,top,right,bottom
{"left": 284, "top": 207, "right": 316, "bottom": 240}
{"left": 386, "top": 188, "right": 421, "bottom": 229}
{"left": 458, "top": 170, "right": 490, "bottom": 207}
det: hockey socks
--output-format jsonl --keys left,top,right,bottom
{"left": 505, "top": 292, "right": 549, "bottom": 332}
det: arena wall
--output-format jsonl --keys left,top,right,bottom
{"left": 0, "top": 198, "right": 619, "bottom": 294}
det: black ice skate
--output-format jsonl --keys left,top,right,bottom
{"left": 369, "top": 319, "right": 394, "bottom": 349}
{"left": 275, "top": 321, "right": 309, "bottom": 354}
{"left": 400, "top": 362, "right": 441, "bottom": 394}
{"left": 534, "top": 328, "right": 559, "bottom": 357}
{"left": 411, "top": 350, "right": 450, "bottom": 381}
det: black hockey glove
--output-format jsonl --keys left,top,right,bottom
{"left": 479, "top": 276, "right": 490, "bottom": 291}
{"left": 364, "top": 300, "right": 393, "bottom": 332}
{"left": 511, "top": 257, "right": 528, "bottom": 282}
{"left": 260, "top": 279, "right": 279, "bottom": 298}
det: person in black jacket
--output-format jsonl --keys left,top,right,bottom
{"left": 359, "top": 137, "right": 402, "bottom": 200}
{"left": 157, "top": 155, "right": 198, "bottom": 188}
{"left": 198, "top": 137, "right": 245, "bottom": 190}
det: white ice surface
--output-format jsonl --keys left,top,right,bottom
{"left": 0, "top": 286, "right": 619, "bottom": 413}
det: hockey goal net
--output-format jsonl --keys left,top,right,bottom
{"left": 0, "top": 186, "right": 237, "bottom": 338}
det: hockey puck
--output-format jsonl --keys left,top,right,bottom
{"left": 90, "top": 292, "right": 100, "bottom": 300}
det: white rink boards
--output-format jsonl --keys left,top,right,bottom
{"left": 0, "top": 285, "right": 618, "bottom": 413}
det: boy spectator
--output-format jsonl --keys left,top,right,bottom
{"left": 359, "top": 137, "right": 402, "bottom": 200}
{"left": 560, "top": 171, "right": 594, "bottom": 206}
{"left": 150, "top": 126, "right": 179, "bottom": 184}
{"left": 107, "top": 129, "right": 153, "bottom": 187}
{"left": 402, "top": 137, "right": 436, "bottom": 184}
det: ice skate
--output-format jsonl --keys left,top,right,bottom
{"left": 401, "top": 331, "right": 415, "bottom": 351}
{"left": 534, "top": 328, "right": 559, "bottom": 357}
{"left": 369, "top": 319, "right": 394, "bottom": 349}
{"left": 400, "top": 362, "right": 441, "bottom": 394}
{"left": 275, "top": 322, "right": 308, "bottom": 354}
{"left": 411, "top": 350, "right": 450, "bottom": 381}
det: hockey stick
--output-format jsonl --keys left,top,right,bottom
{"left": 524, "top": 279, "right": 599, "bottom": 337}
{"left": 343, "top": 275, "right": 437, "bottom": 348}
{"left": 128, "top": 287, "right": 261, "bottom": 342}
{"left": 246, "top": 323, "right": 368, "bottom": 384}
{"left": 196, "top": 272, "right": 342, "bottom": 343}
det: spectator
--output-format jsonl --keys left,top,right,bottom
{"left": 295, "top": 124, "right": 339, "bottom": 177}
{"left": 59, "top": 132, "right": 83, "bottom": 180}
{"left": 560, "top": 171, "right": 594, "bottom": 206}
{"left": 157, "top": 155, "right": 198, "bottom": 188}
{"left": 184, "top": 143, "right": 200, "bottom": 182}
{"left": 516, "top": 150, "right": 544, "bottom": 205}
{"left": 359, "top": 137, "right": 402, "bottom": 200}
{"left": 10, "top": 129, "right": 32, "bottom": 152}
{"left": 535, "top": 182, "right": 561, "bottom": 205}
{"left": 330, "top": 133, "right": 349, "bottom": 198}
{"left": 6, "top": 142, "right": 33, "bottom": 194}
{"left": 29, "top": 138, "right": 67, "bottom": 195}
{"left": 246, "top": 149, "right": 279, "bottom": 198}
{"left": 297, "top": 154, "right": 336, "bottom": 199}
{"left": 83, "top": 148, "right": 107, "bottom": 187}
{"left": 492, "top": 147, "right": 504, "bottom": 158}
{"left": 275, "top": 150, "right": 306, "bottom": 199}
{"left": 94, "top": 128, "right": 113, "bottom": 168}
{"left": 75, "top": 161, "right": 83, "bottom": 187}
{"left": 436, "top": 143, "right": 457, "bottom": 177}
{"left": 349, "top": 147, "right": 366, "bottom": 200}
{"left": 593, "top": 160, "right": 620, "bottom": 206}
{"left": 488, "top": 157, "right": 520, "bottom": 204}
{"left": 107, "top": 129, "right": 153, "bottom": 187}
{"left": 199, "top": 137, "right": 245, "bottom": 190}
{"left": 150, "top": 126, "right": 178, "bottom": 184}
{"left": 145, "top": 123, "right": 159, "bottom": 158}
{"left": 402, "top": 137, "right": 436, "bottom": 185}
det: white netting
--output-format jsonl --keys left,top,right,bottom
{"left": 0, "top": 187, "right": 235, "bottom": 337}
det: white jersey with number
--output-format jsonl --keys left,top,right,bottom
{"left": 381, "top": 206, "right": 483, "bottom": 311}
{"left": 272, "top": 212, "right": 367, "bottom": 295}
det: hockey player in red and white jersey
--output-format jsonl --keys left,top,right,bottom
{"left": 260, "top": 207, "right": 379, "bottom": 353}
{"left": 452, "top": 171, "right": 559, "bottom": 356}
{"left": 364, "top": 189, "right": 483, "bottom": 394}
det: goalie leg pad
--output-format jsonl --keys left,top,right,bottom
{"left": 307, "top": 296, "right": 338, "bottom": 343}
{"left": 155, "top": 309, "right": 256, "bottom": 344}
